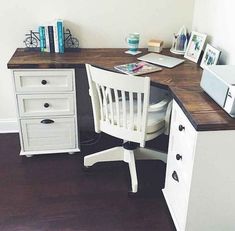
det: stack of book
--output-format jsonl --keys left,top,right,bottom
{"left": 39, "top": 19, "right": 64, "bottom": 53}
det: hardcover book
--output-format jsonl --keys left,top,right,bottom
{"left": 44, "top": 26, "right": 50, "bottom": 52}
{"left": 57, "top": 20, "right": 64, "bottom": 53}
{"left": 53, "top": 21, "right": 59, "bottom": 53}
{"left": 48, "top": 26, "right": 55, "bottom": 53}
{"left": 39, "top": 26, "right": 46, "bottom": 52}
{"left": 114, "top": 61, "right": 162, "bottom": 76}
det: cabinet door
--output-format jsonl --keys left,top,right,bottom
{"left": 21, "top": 117, "right": 76, "bottom": 151}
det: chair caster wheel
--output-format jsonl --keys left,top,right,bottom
{"left": 128, "top": 191, "right": 138, "bottom": 198}
{"left": 83, "top": 166, "right": 91, "bottom": 172}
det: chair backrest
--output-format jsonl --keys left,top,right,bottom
{"left": 86, "top": 64, "right": 151, "bottom": 147}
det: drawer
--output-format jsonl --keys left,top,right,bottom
{"left": 14, "top": 69, "right": 74, "bottom": 92}
{"left": 171, "top": 100, "right": 196, "bottom": 150}
{"left": 20, "top": 117, "right": 76, "bottom": 151}
{"left": 17, "top": 94, "right": 75, "bottom": 117}
{"left": 164, "top": 163, "right": 188, "bottom": 231}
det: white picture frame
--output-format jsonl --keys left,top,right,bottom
{"left": 184, "top": 31, "right": 207, "bottom": 63}
{"left": 200, "top": 44, "right": 221, "bottom": 69}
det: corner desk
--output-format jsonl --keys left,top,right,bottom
{"left": 8, "top": 48, "right": 235, "bottom": 231}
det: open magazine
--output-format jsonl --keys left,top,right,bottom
{"left": 114, "top": 61, "right": 162, "bottom": 76}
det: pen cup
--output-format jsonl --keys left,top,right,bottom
{"left": 126, "top": 33, "right": 140, "bottom": 52}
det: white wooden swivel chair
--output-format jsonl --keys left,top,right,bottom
{"left": 85, "top": 64, "right": 172, "bottom": 194}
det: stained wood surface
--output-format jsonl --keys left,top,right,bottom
{"left": 7, "top": 48, "right": 235, "bottom": 131}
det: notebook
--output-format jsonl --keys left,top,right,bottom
{"left": 114, "top": 61, "right": 162, "bottom": 75}
{"left": 137, "top": 53, "right": 185, "bottom": 68}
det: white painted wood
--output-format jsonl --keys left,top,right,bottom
{"left": 26, "top": 155, "right": 33, "bottom": 157}
{"left": 163, "top": 100, "right": 235, "bottom": 231}
{"left": 13, "top": 69, "right": 74, "bottom": 93}
{"left": 17, "top": 93, "right": 75, "bottom": 117}
{"left": 84, "top": 145, "right": 167, "bottom": 193}
{"left": 86, "top": 64, "right": 168, "bottom": 147}
{"left": 84, "top": 147, "right": 124, "bottom": 166}
{"left": 124, "top": 149, "right": 138, "bottom": 193}
{"left": 185, "top": 130, "right": 235, "bottom": 231}
{"left": 85, "top": 64, "right": 171, "bottom": 193}
{"left": 20, "top": 148, "right": 80, "bottom": 156}
{"left": 0, "top": 118, "right": 18, "bottom": 133}
{"left": 21, "top": 117, "right": 76, "bottom": 151}
{"left": 12, "top": 68, "right": 79, "bottom": 156}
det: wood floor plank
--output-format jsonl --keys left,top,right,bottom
{"left": 0, "top": 133, "right": 175, "bottom": 231}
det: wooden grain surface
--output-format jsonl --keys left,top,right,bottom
{"left": 7, "top": 48, "right": 235, "bottom": 131}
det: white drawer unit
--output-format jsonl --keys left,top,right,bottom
{"left": 163, "top": 100, "right": 235, "bottom": 231}
{"left": 12, "top": 69, "right": 80, "bottom": 156}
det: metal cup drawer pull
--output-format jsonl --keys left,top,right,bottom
{"left": 178, "top": 124, "right": 185, "bottom": 131}
{"left": 40, "top": 119, "right": 54, "bottom": 124}
{"left": 176, "top": 154, "right": 183, "bottom": 160}
{"left": 172, "top": 171, "right": 179, "bottom": 182}
{"left": 44, "top": 103, "right": 50, "bottom": 108}
{"left": 41, "top": 79, "right": 48, "bottom": 85}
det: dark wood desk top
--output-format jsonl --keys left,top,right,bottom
{"left": 8, "top": 48, "right": 235, "bottom": 131}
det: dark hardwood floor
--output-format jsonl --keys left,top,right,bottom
{"left": 0, "top": 133, "right": 176, "bottom": 231}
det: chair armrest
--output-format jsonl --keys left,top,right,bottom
{"left": 148, "top": 97, "right": 170, "bottom": 112}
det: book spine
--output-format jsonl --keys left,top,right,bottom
{"left": 48, "top": 26, "right": 55, "bottom": 53}
{"left": 57, "top": 20, "right": 64, "bottom": 53}
{"left": 44, "top": 26, "right": 50, "bottom": 52}
{"left": 39, "top": 26, "right": 45, "bottom": 52}
{"left": 53, "top": 21, "right": 59, "bottom": 53}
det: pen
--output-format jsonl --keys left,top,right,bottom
{"left": 132, "top": 62, "right": 145, "bottom": 72}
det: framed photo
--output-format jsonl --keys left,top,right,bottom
{"left": 184, "top": 31, "right": 207, "bottom": 63}
{"left": 200, "top": 44, "right": 221, "bottom": 69}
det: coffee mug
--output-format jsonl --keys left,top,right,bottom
{"left": 126, "top": 33, "right": 140, "bottom": 52}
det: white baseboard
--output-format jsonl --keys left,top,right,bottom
{"left": 0, "top": 119, "right": 18, "bottom": 133}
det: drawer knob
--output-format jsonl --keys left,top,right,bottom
{"left": 176, "top": 154, "right": 182, "bottom": 160}
{"left": 172, "top": 171, "right": 179, "bottom": 182}
{"left": 178, "top": 124, "right": 185, "bottom": 131}
{"left": 41, "top": 80, "right": 47, "bottom": 85}
{"left": 41, "top": 119, "right": 54, "bottom": 124}
{"left": 44, "top": 103, "right": 50, "bottom": 108}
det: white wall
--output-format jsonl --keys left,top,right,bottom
{"left": 192, "top": 0, "right": 235, "bottom": 64}
{"left": 0, "top": 0, "right": 195, "bottom": 129}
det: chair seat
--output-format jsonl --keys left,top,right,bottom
{"left": 147, "top": 109, "right": 166, "bottom": 133}
{"left": 106, "top": 100, "right": 166, "bottom": 134}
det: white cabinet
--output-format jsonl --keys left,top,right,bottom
{"left": 163, "top": 100, "right": 235, "bottom": 231}
{"left": 12, "top": 69, "right": 80, "bottom": 156}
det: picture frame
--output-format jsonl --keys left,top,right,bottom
{"left": 200, "top": 44, "right": 221, "bottom": 69}
{"left": 184, "top": 31, "right": 207, "bottom": 63}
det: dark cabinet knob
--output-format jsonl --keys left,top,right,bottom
{"left": 176, "top": 154, "right": 182, "bottom": 160}
{"left": 172, "top": 171, "right": 179, "bottom": 182}
{"left": 44, "top": 103, "right": 50, "bottom": 108}
{"left": 178, "top": 125, "right": 185, "bottom": 131}
{"left": 41, "top": 80, "right": 47, "bottom": 85}
{"left": 40, "top": 119, "right": 54, "bottom": 124}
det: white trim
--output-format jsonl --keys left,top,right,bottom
{"left": 20, "top": 148, "right": 80, "bottom": 156}
{"left": 0, "top": 118, "right": 18, "bottom": 133}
